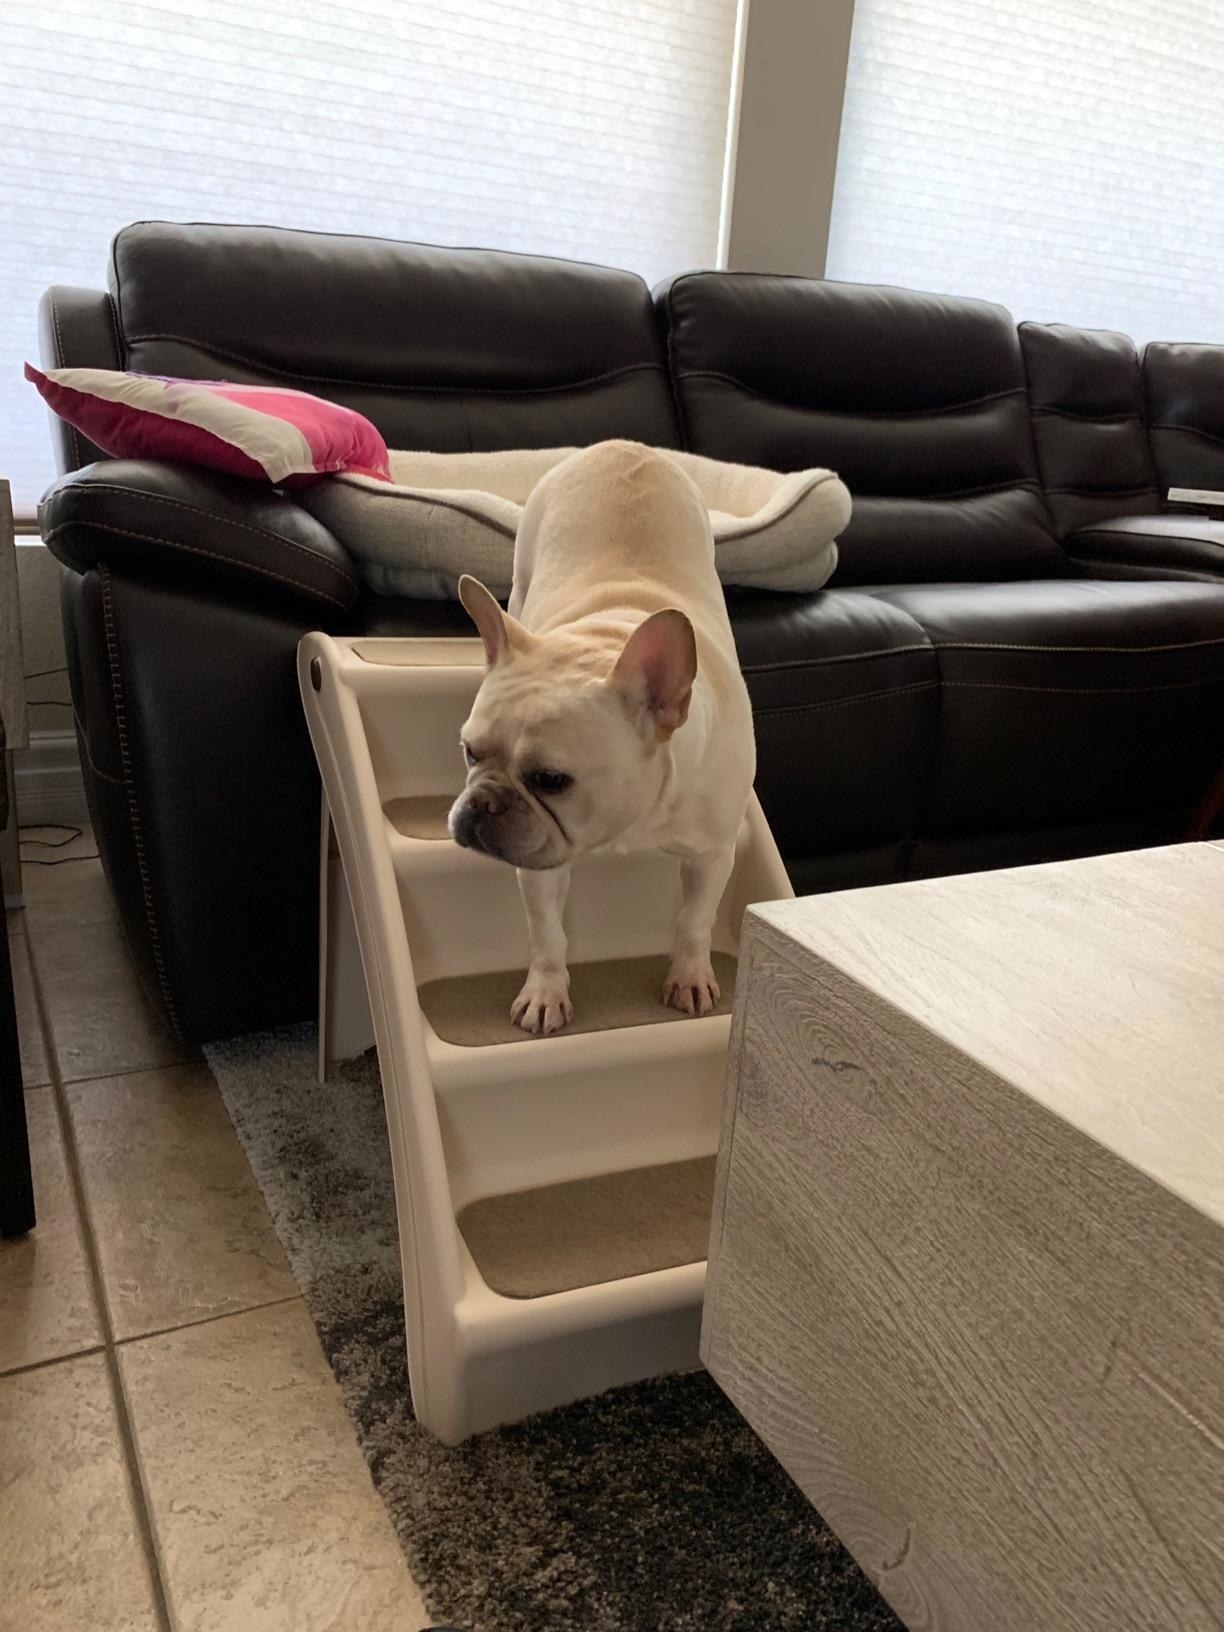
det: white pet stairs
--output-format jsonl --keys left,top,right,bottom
{"left": 298, "top": 632, "right": 792, "bottom": 1444}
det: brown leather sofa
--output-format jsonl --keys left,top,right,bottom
{"left": 37, "top": 223, "right": 1224, "bottom": 1042}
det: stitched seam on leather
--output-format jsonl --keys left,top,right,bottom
{"left": 1064, "top": 554, "right": 1214, "bottom": 583}
{"left": 662, "top": 282, "right": 693, "bottom": 451}
{"left": 71, "top": 705, "right": 126, "bottom": 785}
{"left": 1151, "top": 421, "right": 1224, "bottom": 450}
{"left": 754, "top": 681, "right": 939, "bottom": 718}
{"left": 1043, "top": 483, "right": 1159, "bottom": 497}
{"left": 99, "top": 565, "right": 183, "bottom": 1036}
{"left": 1033, "top": 405, "right": 1142, "bottom": 424}
{"left": 870, "top": 478, "right": 1043, "bottom": 503}
{"left": 674, "top": 371, "right": 1025, "bottom": 420}
{"left": 106, "top": 292, "right": 125, "bottom": 369}
{"left": 943, "top": 676, "right": 1222, "bottom": 695}
{"left": 743, "top": 642, "right": 932, "bottom": 674}
{"left": 1078, "top": 527, "right": 1222, "bottom": 548}
{"left": 43, "top": 521, "right": 349, "bottom": 609}
{"left": 49, "top": 297, "right": 86, "bottom": 470}
{"left": 64, "top": 484, "right": 357, "bottom": 586}
{"left": 120, "top": 337, "right": 665, "bottom": 397}
{"left": 934, "top": 636, "right": 1224, "bottom": 654}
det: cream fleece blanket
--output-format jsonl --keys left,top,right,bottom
{"left": 298, "top": 444, "right": 851, "bottom": 600}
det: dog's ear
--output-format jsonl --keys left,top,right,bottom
{"left": 611, "top": 609, "right": 697, "bottom": 737}
{"left": 458, "top": 575, "right": 528, "bottom": 666}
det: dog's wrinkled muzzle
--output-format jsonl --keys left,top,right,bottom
{"left": 448, "top": 779, "right": 563, "bottom": 869}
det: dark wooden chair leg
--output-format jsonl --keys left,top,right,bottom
{"left": 0, "top": 923, "right": 33, "bottom": 1237}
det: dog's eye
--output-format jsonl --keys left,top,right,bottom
{"left": 462, "top": 742, "right": 482, "bottom": 767}
{"left": 527, "top": 769, "right": 573, "bottom": 796}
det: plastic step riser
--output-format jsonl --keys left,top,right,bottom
{"left": 439, "top": 1057, "right": 724, "bottom": 1204}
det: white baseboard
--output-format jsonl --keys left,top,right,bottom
{"left": 13, "top": 728, "right": 89, "bottom": 827}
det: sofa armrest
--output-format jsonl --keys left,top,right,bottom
{"left": 40, "top": 461, "right": 362, "bottom": 615}
{"left": 37, "top": 286, "right": 123, "bottom": 471}
{"left": 1064, "top": 513, "right": 1224, "bottom": 582}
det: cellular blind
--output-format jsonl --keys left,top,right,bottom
{"left": 0, "top": 0, "right": 739, "bottom": 508}
{"left": 827, "top": 0, "right": 1224, "bottom": 346}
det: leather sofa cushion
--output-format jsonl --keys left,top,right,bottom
{"left": 1144, "top": 341, "right": 1224, "bottom": 495}
{"left": 870, "top": 579, "right": 1224, "bottom": 833}
{"left": 658, "top": 272, "right": 1066, "bottom": 584}
{"left": 107, "top": 222, "right": 680, "bottom": 453}
{"left": 1065, "top": 514, "right": 1224, "bottom": 582}
{"left": 1019, "top": 323, "right": 1159, "bottom": 534}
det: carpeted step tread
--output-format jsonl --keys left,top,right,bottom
{"left": 384, "top": 794, "right": 455, "bottom": 840}
{"left": 418, "top": 951, "right": 737, "bottom": 1045}
{"left": 458, "top": 1154, "right": 717, "bottom": 1298}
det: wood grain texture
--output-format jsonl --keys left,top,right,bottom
{"left": 703, "top": 845, "right": 1224, "bottom": 1632}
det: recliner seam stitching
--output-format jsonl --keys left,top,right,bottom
{"left": 71, "top": 705, "right": 126, "bottom": 785}
{"left": 943, "top": 676, "right": 1222, "bottom": 695}
{"left": 107, "top": 291, "right": 125, "bottom": 369}
{"left": 1150, "top": 421, "right": 1224, "bottom": 450}
{"left": 49, "top": 297, "right": 86, "bottom": 470}
{"left": 934, "top": 636, "right": 1224, "bottom": 653}
{"left": 674, "top": 370, "right": 1025, "bottom": 419}
{"left": 98, "top": 564, "right": 184, "bottom": 1037}
{"left": 57, "top": 484, "right": 357, "bottom": 586}
{"left": 43, "top": 521, "right": 349, "bottom": 610}
{"left": 742, "top": 642, "right": 932, "bottom": 674}
{"left": 753, "top": 681, "right": 939, "bottom": 718}
{"left": 1043, "top": 483, "right": 1159, "bottom": 497}
{"left": 118, "top": 336, "right": 665, "bottom": 397}
{"left": 1032, "top": 405, "right": 1143, "bottom": 424}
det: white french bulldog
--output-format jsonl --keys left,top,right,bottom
{"left": 448, "top": 439, "right": 755, "bottom": 1036}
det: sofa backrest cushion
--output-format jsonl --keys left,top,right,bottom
{"left": 1019, "top": 323, "right": 1159, "bottom": 535}
{"left": 658, "top": 273, "right": 1065, "bottom": 584}
{"left": 1144, "top": 342, "right": 1224, "bottom": 495}
{"left": 105, "top": 222, "right": 680, "bottom": 454}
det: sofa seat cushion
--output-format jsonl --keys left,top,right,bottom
{"left": 730, "top": 587, "right": 941, "bottom": 859}
{"left": 1065, "top": 514, "right": 1224, "bottom": 582}
{"left": 870, "top": 579, "right": 1224, "bottom": 832}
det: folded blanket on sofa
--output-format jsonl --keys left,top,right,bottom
{"left": 297, "top": 445, "right": 851, "bottom": 600}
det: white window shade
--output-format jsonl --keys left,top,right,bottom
{"left": 0, "top": 0, "right": 739, "bottom": 508}
{"left": 827, "top": 0, "right": 1224, "bottom": 348}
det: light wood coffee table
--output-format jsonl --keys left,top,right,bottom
{"left": 704, "top": 843, "right": 1224, "bottom": 1632}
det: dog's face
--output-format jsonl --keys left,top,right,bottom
{"left": 448, "top": 577, "right": 696, "bottom": 869}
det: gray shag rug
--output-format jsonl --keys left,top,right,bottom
{"left": 204, "top": 1025, "right": 902, "bottom": 1632}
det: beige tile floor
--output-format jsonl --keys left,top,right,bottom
{"left": 1, "top": 828, "right": 430, "bottom": 1632}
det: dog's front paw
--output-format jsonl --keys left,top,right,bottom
{"left": 662, "top": 957, "right": 721, "bottom": 1017}
{"left": 510, "top": 972, "right": 574, "bottom": 1037}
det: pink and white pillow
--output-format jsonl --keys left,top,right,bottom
{"left": 25, "top": 363, "right": 391, "bottom": 486}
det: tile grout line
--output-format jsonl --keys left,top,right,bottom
{"left": 114, "top": 1292, "right": 306, "bottom": 1351}
{"left": 0, "top": 1343, "right": 107, "bottom": 1381}
{"left": 59, "top": 1054, "right": 204, "bottom": 1089}
{"left": 20, "top": 909, "right": 177, "bottom": 1632}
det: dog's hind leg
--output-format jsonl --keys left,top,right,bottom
{"left": 663, "top": 846, "right": 735, "bottom": 1016}
{"left": 511, "top": 864, "right": 573, "bottom": 1035}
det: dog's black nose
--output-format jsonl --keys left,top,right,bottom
{"left": 451, "top": 801, "right": 481, "bottom": 849}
